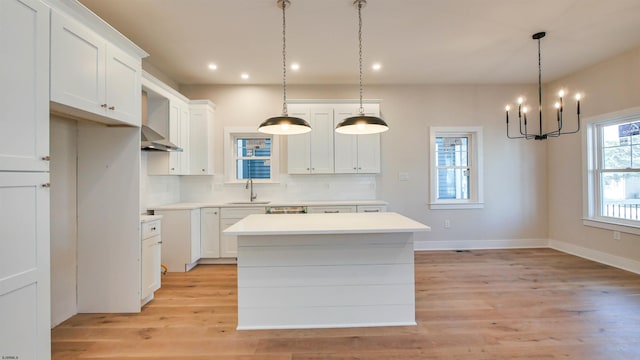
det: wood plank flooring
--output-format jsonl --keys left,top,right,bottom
{"left": 51, "top": 249, "right": 640, "bottom": 359}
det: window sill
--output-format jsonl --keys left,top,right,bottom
{"left": 583, "top": 218, "right": 640, "bottom": 236}
{"left": 429, "top": 202, "right": 484, "bottom": 210}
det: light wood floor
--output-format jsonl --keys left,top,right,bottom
{"left": 51, "top": 249, "right": 640, "bottom": 359}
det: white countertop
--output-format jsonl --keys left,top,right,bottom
{"left": 149, "top": 200, "right": 388, "bottom": 211}
{"left": 223, "top": 212, "right": 430, "bottom": 236}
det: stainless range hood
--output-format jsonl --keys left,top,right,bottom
{"left": 141, "top": 90, "right": 182, "bottom": 152}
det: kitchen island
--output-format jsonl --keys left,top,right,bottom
{"left": 224, "top": 212, "right": 430, "bottom": 330}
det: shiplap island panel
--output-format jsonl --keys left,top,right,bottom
{"left": 224, "top": 212, "right": 430, "bottom": 330}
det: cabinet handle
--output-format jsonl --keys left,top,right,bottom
{"left": 171, "top": 168, "right": 175, "bottom": 170}
{"left": 324, "top": 210, "right": 339, "bottom": 213}
{"left": 364, "top": 209, "right": 379, "bottom": 212}
{"left": 42, "top": 156, "right": 51, "bottom": 161}
{"left": 41, "top": 183, "right": 51, "bottom": 188}
{"left": 101, "top": 104, "right": 107, "bottom": 108}
{"left": 150, "top": 226, "right": 156, "bottom": 231}
{"left": 306, "top": 168, "right": 310, "bottom": 170}
{"left": 358, "top": 167, "right": 362, "bottom": 170}
{"left": 108, "top": 106, "right": 115, "bottom": 110}
{"left": 201, "top": 169, "right": 205, "bottom": 172}
{"left": 157, "top": 241, "right": 162, "bottom": 244}
{"left": 353, "top": 167, "right": 357, "bottom": 170}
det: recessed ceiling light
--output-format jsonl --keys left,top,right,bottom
{"left": 372, "top": 63, "right": 382, "bottom": 71}
{"left": 208, "top": 63, "right": 218, "bottom": 70}
{"left": 291, "top": 63, "right": 300, "bottom": 71}
{"left": 241, "top": 73, "right": 250, "bottom": 80}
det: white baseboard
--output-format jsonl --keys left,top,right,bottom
{"left": 414, "top": 238, "right": 548, "bottom": 251}
{"left": 549, "top": 239, "right": 640, "bottom": 275}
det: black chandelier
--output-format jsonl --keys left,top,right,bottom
{"left": 505, "top": 31, "right": 582, "bottom": 140}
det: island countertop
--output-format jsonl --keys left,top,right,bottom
{"left": 223, "top": 212, "right": 430, "bottom": 236}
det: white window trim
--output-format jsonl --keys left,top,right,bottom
{"left": 223, "top": 127, "right": 280, "bottom": 184}
{"left": 429, "top": 126, "right": 484, "bottom": 210}
{"left": 583, "top": 106, "right": 640, "bottom": 235}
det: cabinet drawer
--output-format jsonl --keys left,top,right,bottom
{"left": 357, "top": 205, "right": 387, "bottom": 213}
{"left": 307, "top": 206, "right": 356, "bottom": 214}
{"left": 142, "top": 220, "right": 161, "bottom": 240}
{"left": 221, "top": 207, "right": 265, "bottom": 219}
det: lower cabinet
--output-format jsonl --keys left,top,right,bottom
{"left": 154, "top": 209, "right": 201, "bottom": 272}
{"left": 141, "top": 218, "right": 161, "bottom": 304}
{"left": 219, "top": 207, "right": 265, "bottom": 258}
{"left": 201, "top": 208, "right": 220, "bottom": 258}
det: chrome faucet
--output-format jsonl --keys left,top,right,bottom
{"left": 245, "top": 178, "right": 257, "bottom": 202}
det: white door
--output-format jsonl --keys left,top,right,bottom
{"left": 0, "top": 0, "right": 50, "bottom": 172}
{"left": 105, "top": 44, "right": 141, "bottom": 126}
{"left": 168, "top": 100, "right": 181, "bottom": 174}
{"left": 201, "top": 208, "right": 221, "bottom": 258}
{"left": 287, "top": 106, "right": 312, "bottom": 174}
{"left": 0, "top": 172, "right": 50, "bottom": 359}
{"left": 220, "top": 218, "right": 239, "bottom": 258}
{"left": 308, "top": 106, "right": 334, "bottom": 174}
{"left": 179, "top": 103, "right": 191, "bottom": 174}
{"left": 50, "top": 11, "right": 105, "bottom": 117}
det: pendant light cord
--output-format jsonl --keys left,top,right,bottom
{"left": 537, "top": 36, "right": 543, "bottom": 135}
{"left": 281, "top": 0, "right": 288, "bottom": 116}
{"left": 357, "top": 0, "right": 364, "bottom": 115}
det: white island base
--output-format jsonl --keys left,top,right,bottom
{"left": 224, "top": 212, "right": 430, "bottom": 330}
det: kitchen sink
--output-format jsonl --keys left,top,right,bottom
{"left": 226, "top": 201, "right": 271, "bottom": 205}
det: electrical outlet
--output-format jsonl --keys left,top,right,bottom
{"left": 444, "top": 219, "right": 451, "bottom": 229}
{"left": 613, "top": 231, "right": 621, "bottom": 240}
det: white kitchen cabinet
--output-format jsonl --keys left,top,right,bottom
{"left": 0, "top": 0, "right": 50, "bottom": 172}
{"left": 154, "top": 209, "right": 201, "bottom": 272}
{"left": 189, "top": 100, "right": 215, "bottom": 175}
{"left": 0, "top": 0, "right": 51, "bottom": 358}
{"left": 50, "top": 10, "right": 142, "bottom": 126}
{"left": 307, "top": 205, "right": 357, "bottom": 214}
{"left": 147, "top": 95, "right": 191, "bottom": 175}
{"left": 220, "top": 207, "right": 265, "bottom": 258}
{"left": 287, "top": 104, "right": 334, "bottom": 174}
{"left": 141, "top": 219, "right": 161, "bottom": 304}
{"left": 334, "top": 103, "right": 381, "bottom": 174}
{"left": 357, "top": 205, "right": 387, "bottom": 213}
{"left": 201, "top": 208, "right": 221, "bottom": 258}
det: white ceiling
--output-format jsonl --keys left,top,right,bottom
{"left": 78, "top": 0, "right": 640, "bottom": 86}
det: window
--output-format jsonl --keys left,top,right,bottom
{"left": 224, "top": 127, "right": 279, "bottom": 183}
{"left": 429, "top": 127, "right": 483, "bottom": 209}
{"left": 584, "top": 107, "right": 640, "bottom": 232}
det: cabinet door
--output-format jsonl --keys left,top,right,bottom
{"left": 309, "top": 106, "right": 334, "bottom": 174}
{"left": 0, "top": 172, "right": 50, "bottom": 360}
{"left": 141, "top": 236, "right": 160, "bottom": 300}
{"left": 51, "top": 11, "right": 106, "bottom": 117}
{"left": 0, "top": 0, "right": 50, "bottom": 172}
{"left": 356, "top": 133, "right": 381, "bottom": 173}
{"left": 189, "top": 104, "right": 214, "bottom": 175}
{"left": 105, "top": 44, "right": 141, "bottom": 126}
{"left": 168, "top": 100, "right": 181, "bottom": 174}
{"left": 307, "top": 205, "right": 357, "bottom": 214}
{"left": 334, "top": 106, "right": 359, "bottom": 174}
{"left": 179, "top": 104, "right": 191, "bottom": 174}
{"left": 189, "top": 208, "right": 201, "bottom": 263}
{"left": 220, "top": 218, "right": 239, "bottom": 258}
{"left": 201, "top": 208, "right": 220, "bottom": 258}
{"left": 287, "top": 106, "right": 312, "bottom": 174}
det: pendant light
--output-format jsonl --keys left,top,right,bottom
{"left": 258, "top": 0, "right": 311, "bottom": 135}
{"left": 335, "top": 0, "right": 389, "bottom": 135}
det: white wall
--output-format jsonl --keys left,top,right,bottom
{"left": 548, "top": 46, "right": 640, "bottom": 264}
{"left": 50, "top": 116, "right": 77, "bottom": 327}
{"left": 179, "top": 83, "right": 548, "bottom": 248}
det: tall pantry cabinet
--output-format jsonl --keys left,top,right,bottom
{"left": 0, "top": 0, "right": 51, "bottom": 359}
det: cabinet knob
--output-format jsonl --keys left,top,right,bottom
{"left": 42, "top": 156, "right": 51, "bottom": 161}
{"left": 353, "top": 167, "right": 357, "bottom": 170}
{"left": 108, "top": 106, "right": 115, "bottom": 110}
{"left": 202, "top": 169, "right": 205, "bottom": 172}
{"left": 306, "top": 168, "right": 310, "bottom": 170}
{"left": 41, "top": 183, "right": 51, "bottom": 188}
{"left": 150, "top": 226, "right": 156, "bottom": 231}
{"left": 101, "top": 104, "right": 107, "bottom": 108}
{"left": 171, "top": 168, "right": 175, "bottom": 170}
{"left": 157, "top": 241, "right": 162, "bottom": 245}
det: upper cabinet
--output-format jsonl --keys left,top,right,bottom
{"left": 334, "top": 103, "right": 381, "bottom": 174}
{"left": 287, "top": 102, "right": 382, "bottom": 175}
{"left": 287, "top": 104, "right": 335, "bottom": 174}
{"left": 189, "top": 100, "right": 215, "bottom": 175}
{"left": 50, "top": 8, "right": 146, "bottom": 127}
{"left": 0, "top": 0, "right": 50, "bottom": 172}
